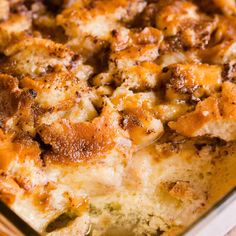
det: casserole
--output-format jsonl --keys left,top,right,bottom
{"left": 0, "top": 0, "right": 236, "bottom": 235}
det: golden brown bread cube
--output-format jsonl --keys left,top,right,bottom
{"left": 169, "top": 82, "right": 236, "bottom": 141}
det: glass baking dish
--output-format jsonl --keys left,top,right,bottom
{"left": 0, "top": 187, "right": 235, "bottom": 236}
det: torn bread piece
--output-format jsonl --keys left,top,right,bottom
{"left": 169, "top": 82, "right": 236, "bottom": 141}
{"left": 162, "top": 63, "right": 222, "bottom": 102}
{"left": 38, "top": 101, "right": 132, "bottom": 164}
{"left": 0, "top": 14, "right": 31, "bottom": 52}
{"left": 57, "top": 0, "right": 147, "bottom": 40}
{"left": 57, "top": 0, "right": 147, "bottom": 60}
{"left": 2, "top": 37, "right": 74, "bottom": 76}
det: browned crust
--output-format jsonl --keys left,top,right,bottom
{"left": 169, "top": 82, "right": 236, "bottom": 140}
{"left": 38, "top": 104, "right": 128, "bottom": 164}
{"left": 0, "top": 74, "right": 20, "bottom": 125}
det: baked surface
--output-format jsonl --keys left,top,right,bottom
{"left": 0, "top": 0, "right": 236, "bottom": 235}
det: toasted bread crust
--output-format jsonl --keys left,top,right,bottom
{"left": 169, "top": 82, "right": 236, "bottom": 141}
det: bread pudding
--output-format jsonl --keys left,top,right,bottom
{"left": 0, "top": 0, "right": 236, "bottom": 235}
